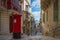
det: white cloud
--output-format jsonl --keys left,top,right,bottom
{"left": 32, "top": 12, "right": 40, "bottom": 16}
{"left": 31, "top": 0, "right": 40, "bottom": 8}
{"left": 31, "top": 0, "right": 40, "bottom": 17}
{"left": 31, "top": 0, "right": 41, "bottom": 20}
{"left": 32, "top": 12, "right": 40, "bottom": 20}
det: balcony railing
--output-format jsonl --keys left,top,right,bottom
{"left": 0, "top": 0, "right": 22, "bottom": 13}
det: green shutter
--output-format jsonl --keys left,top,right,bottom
{"left": 54, "top": 0, "right": 58, "bottom": 21}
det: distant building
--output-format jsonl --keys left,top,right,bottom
{"left": 22, "top": 0, "right": 32, "bottom": 35}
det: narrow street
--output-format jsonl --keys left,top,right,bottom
{"left": 0, "top": 0, "right": 60, "bottom": 40}
{"left": 0, "top": 31, "right": 60, "bottom": 40}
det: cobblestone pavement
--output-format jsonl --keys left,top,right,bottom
{"left": 19, "top": 35, "right": 60, "bottom": 40}
{"left": 0, "top": 34, "right": 60, "bottom": 40}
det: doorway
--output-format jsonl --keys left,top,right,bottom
{"left": 9, "top": 16, "right": 13, "bottom": 33}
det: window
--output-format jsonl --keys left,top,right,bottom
{"left": 53, "top": 0, "right": 58, "bottom": 21}
{"left": 1, "top": 0, "right": 6, "bottom": 7}
{"left": 26, "top": 5, "right": 28, "bottom": 11}
{"left": 13, "top": 7, "right": 17, "bottom": 11}
{"left": 19, "top": 5, "right": 22, "bottom": 12}
{"left": 43, "top": 13, "right": 45, "bottom": 23}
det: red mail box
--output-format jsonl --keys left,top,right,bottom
{"left": 12, "top": 14, "right": 22, "bottom": 33}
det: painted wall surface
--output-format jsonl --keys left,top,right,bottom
{"left": 0, "top": 11, "right": 9, "bottom": 34}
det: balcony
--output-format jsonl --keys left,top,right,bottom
{"left": 41, "top": 0, "right": 53, "bottom": 10}
{"left": 0, "top": 0, "right": 22, "bottom": 13}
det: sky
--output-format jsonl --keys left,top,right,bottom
{"left": 30, "top": 0, "right": 41, "bottom": 21}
